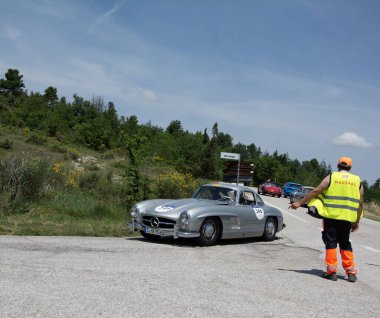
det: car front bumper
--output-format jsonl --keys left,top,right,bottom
{"left": 128, "top": 220, "right": 200, "bottom": 239}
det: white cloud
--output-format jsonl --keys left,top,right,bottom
{"left": 331, "top": 132, "right": 374, "bottom": 148}
{"left": 87, "top": 0, "right": 128, "bottom": 33}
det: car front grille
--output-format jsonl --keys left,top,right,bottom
{"left": 142, "top": 216, "right": 176, "bottom": 229}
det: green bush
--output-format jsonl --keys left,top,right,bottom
{"left": 0, "top": 155, "right": 51, "bottom": 205}
{"left": 49, "top": 143, "right": 67, "bottom": 153}
{"left": 154, "top": 171, "right": 197, "bottom": 199}
{"left": 97, "top": 181, "right": 126, "bottom": 203}
{"left": 26, "top": 133, "right": 46, "bottom": 145}
{"left": 79, "top": 172, "right": 101, "bottom": 190}
{"left": 0, "top": 197, "right": 30, "bottom": 215}
{"left": 20, "top": 158, "right": 50, "bottom": 201}
{"left": 0, "top": 139, "right": 12, "bottom": 149}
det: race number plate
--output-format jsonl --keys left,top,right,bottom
{"left": 145, "top": 227, "right": 161, "bottom": 235}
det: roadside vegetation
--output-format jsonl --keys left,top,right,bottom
{"left": 1, "top": 68, "right": 379, "bottom": 235}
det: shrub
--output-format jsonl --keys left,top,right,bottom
{"left": 0, "top": 155, "right": 51, "bottom": 204}
{"left": 86, "top": 163, "right": 99, "bottom": 171}
{"left": 64, "top": 147, "right": 80, "bottom": 160}
{"left": 364, "top": 201, "right": 380, "bottom": 222}
{"left": 155, "top": 171, "right": 197, "bottom": 199}
{"left": 26, "top": 133, "right": 46, "bottom": 145}
{"left": 19, "top": 158, "right": 50, "bottom": 200}
{"left": 49, "top": 143, "right": 67, "bottom": 153}
{"left": 0, "top": 139, "right": 12, "bottom": 149}
{"left": 97, "top": 181, "right": 126, "bottom": 203}
{"left": 79, "top": 172, "right": 101, "bottom": 190}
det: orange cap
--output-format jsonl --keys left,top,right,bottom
{"left": 338, "top": 156, "right": 352, "bottom": 167}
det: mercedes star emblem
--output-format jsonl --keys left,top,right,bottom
{"left": 151, "top": 217, "right": 160, "bottom": 228}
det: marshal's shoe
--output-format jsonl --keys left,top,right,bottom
{"left": 323, "top": 272, "right": 337, "bottom": 281}
{"left": 347, "top": 273, "right": 357, "bottom": 283}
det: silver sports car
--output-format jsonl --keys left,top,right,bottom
{"left": 128, "top": 182, "right": 285, "bottom": 246}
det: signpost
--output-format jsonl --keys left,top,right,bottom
{"left": 220, "top": 152, "right": 241, "bottom": 184}
{"left": 220, "top": 152, "right": 241, "bottom": 161}
{"left": 221, "top": 152, "right": 254, "bottom": 185}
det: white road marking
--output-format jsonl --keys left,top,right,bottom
{"left": 281, "top": 209, "right": 308, "bottom": 223}
{"left": 264, "top": 201, "right": 308, "bottom": 223}
{"left": 363, "top": 246, "right": 380, "bottom": 253}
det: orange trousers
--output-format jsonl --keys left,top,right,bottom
{"left": 322, "top": 218, "right": 357, "bottom": 275}
{"left": 325, "top": 248, "right": 357, "bottom": 274}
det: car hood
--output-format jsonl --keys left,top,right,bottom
{"left": 137, "top": 198, "right": 227, "bottom": 218}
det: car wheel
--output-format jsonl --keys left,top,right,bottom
{"left": 140, "top": 230, "right": 159, "bottom": 241}
{"left": 197, "top": 217, "right": 221, "bottom": 246}
{"left": 262, "top": 217, "right": 277, "bottom": 241}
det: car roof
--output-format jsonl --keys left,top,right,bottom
{"left": 203, "top": 182, "right": 253, "bottom": 192}
{"left": 285, "top": 182, "right": 302, "bottom": 186}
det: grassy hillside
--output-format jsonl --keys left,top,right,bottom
{"left": 0, "top": 125, "right": 137, "bottom": 236}
{"left": 1, "top": 125, "right": 379, "bottom": 236}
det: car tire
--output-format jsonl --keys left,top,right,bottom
{"left": 262, "top": 217, "right": 277, "bottom": 241}
{"left": 197, "top": 217, "right": 221, "bottom": 246}
{"left": 140, "top": 230, "right": 159, "bottom": 241}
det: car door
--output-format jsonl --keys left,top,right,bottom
{"left": 237, "top": 190, "right": 266, "bottom": 236}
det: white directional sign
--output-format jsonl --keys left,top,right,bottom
{"left": 220, "top": 152, "right": 241, "bottom": 161}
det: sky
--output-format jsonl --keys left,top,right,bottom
{"left": 1, "top": 0, "right": 379, "bottom": 184}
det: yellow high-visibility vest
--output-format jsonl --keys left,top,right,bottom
{"left": 308, "top": 171, "right": 361, "bottom": 222}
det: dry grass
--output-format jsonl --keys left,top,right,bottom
{"left": 364, "top": 201, "right": 380, "bottom": 222}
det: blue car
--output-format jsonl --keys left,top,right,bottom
{"left": 282, "top": 182, "right": 302, "bottom": 198}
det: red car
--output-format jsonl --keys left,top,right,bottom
{"left": 258, "top": 182, "right": 282, "bottom": 197}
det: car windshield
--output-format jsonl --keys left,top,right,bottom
{"left": 192, "top": 185, "right": 237, "bottom": 202}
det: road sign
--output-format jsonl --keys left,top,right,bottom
{"left": 220, "top": 152, "right": 241, "bottom": 161}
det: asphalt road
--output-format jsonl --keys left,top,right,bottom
{"left": 1, "top": 195, "right": 380, "bottom": 318}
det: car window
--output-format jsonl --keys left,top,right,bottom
{"left": 239, "top": 191, "right": 256, "bottom": 205}
{"left": 255, "top": 194, "right": 264, "bottom": 205}
{"left": 193, "top": 185, "right": 236, "bottom": 201}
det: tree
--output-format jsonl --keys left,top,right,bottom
{"left": 372, "top": 178, "right": 380, "bottom": 190}
{"left": 44, "top": 86, "right": 58, "bottom": 107}
{"left": 0, "top": 69, "right": 25, "bottom": 96}
{"left": 123, "top": 135, "right": 149, "bottom": 204}
{"left": 91, "top": 95, "right": 105, "bottom": 113}
{"left": 202, "top": 128, "right": 209, "bottom": 144}
{"left": 166, "top": 120, "right": 183, "bottom": 135}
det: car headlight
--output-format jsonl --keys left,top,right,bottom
{"left": 130, "top": 205, "right": 140, "bottom": 218}
{"left": 179, "top": 211, "right": 191, "bottom": 229}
